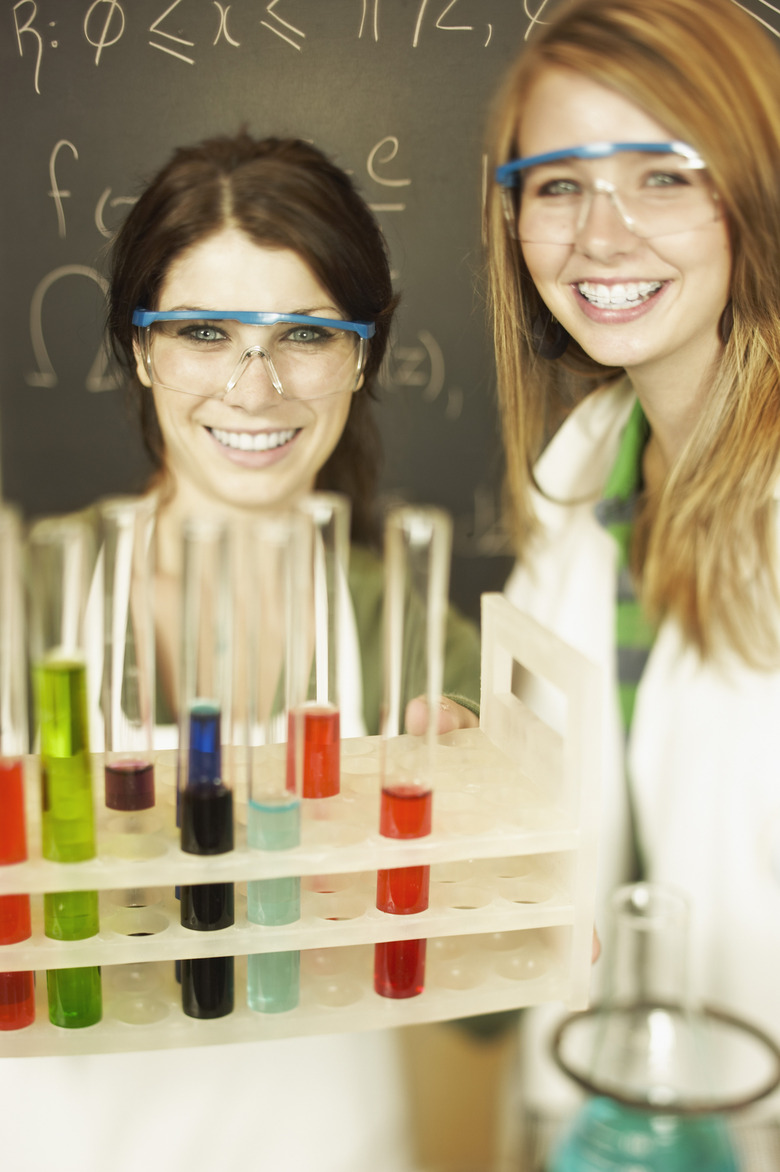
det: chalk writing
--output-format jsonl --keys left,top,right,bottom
{"left": 8, "top": 1, "right": 777, "bottom": 96}
{"left": 381, "top": 331, "right": 466, "bottom": 420}
{"left": 94, "top": 188, "right": 137, "bottom": 238}
{"left": 261, "top": 0, "right": 304, "bottom": 50}
{"left": 367, "top": 136, "right": 410, "bottom": 213}
{"left": 213, "top": 1, "right": 240, "bottom": 46}
{"left": 358, "top": 0, "right": 379, "bottom": 41}
{"left": 412, "top": 0, "right": 491, "bottom": 48}
{"left": 382, "top": 329, "right": 444, "bottom": 399}
{"left": 26, "top": 266, "right": 120, "bottom": 392}
{"left": 150, "top": 0, "right": 195, "bottom": 63}
{"left": 12, "top": 0, "right": 43, "bottom": 94}
{"left": 731, "top": 0, "right": 780, "bottom": 35}
{"left": 48, "top": 139, "right": 78, "bottom": 239}
{"left": 522, "top": 0, "right": 554, "bottom": 41}
{"left": 84, "top": 0, "right": 125, "bottom": 66}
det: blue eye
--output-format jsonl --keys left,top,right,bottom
{"left": 528, "top": 176, "right": 583, "bottom": 200}
{"left": 645, "top": 170, "right": 691, "bottom": 189}
{"left": 179, "top": 323, "right": 227, "bottom": 343}
{"left": 284, "top": 326, "right": 333, "bottom": 344}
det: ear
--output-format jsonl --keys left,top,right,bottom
{"left": 133, "top": 336, "right": 153, "bottom": 388}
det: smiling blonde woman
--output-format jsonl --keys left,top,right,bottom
{"left": 481, "top": 0, "right": 780, "bottom": 1162}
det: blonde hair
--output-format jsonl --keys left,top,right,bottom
{"left": 486, "top": 0, "right": 780, "bottom": 663}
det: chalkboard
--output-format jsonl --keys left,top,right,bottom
{"left": 2, "top": 0, "right": 778, "bottom": 621}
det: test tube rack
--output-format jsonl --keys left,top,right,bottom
{"left": 0, "top": 595, "right": 600, "bottom": 1056}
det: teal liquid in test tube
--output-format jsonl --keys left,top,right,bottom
{"left": 245, "top": 511, "right": 312, "bottom": 1014}
{"left": 247, "top": 797, "right": 301, "bottom": 1013}
{"left": 30, "top": 518, "right": 102, "bottom": 1029}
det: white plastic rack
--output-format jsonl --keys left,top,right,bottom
{"left": 0, "top": 595, "right": 601, "bottom": 1056}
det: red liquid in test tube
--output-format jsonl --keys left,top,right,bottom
{"left": 0, "top": 758, "right": 35, "bottom": 1029}
{"left": 288, "top": 705, "right": 340, "bottom": 798}
{"left": 374, "top": 505, "right": 450, "bottom": 1001}
{"left": 375, "top": 785, "right": 432, "bottom": 999}
{"left": 0, "top": 758, "right": 27, "bottom": 864}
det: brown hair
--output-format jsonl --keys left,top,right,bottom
{"left": 108, "top": 133, "right": 398, "bottom": 544}
{"left": 486, "top": 0, "right": 780, "bottom": 662}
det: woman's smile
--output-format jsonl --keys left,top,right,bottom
{"left": 208, "top": 425, "right": 299, "bottom": 453}
{"left": 575, "top": 279, "right": 664, "bottom": 309}
{"left": 572, "top": 277, "right": 669, "bottom": 322}
{"left": 206, "top": 424, "right": 301, "bottom": 465}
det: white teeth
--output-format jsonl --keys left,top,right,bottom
{"left": 578, "top": 280, "right": 662, "bottom": 308}
{"left": 210, "top": 427, "right": 296, "bottom": 452}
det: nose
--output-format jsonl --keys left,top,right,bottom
{"left": 222, "top": 347, "right": 285, "bottom": 409}
{"left": 574, "top": 183, "right": 638, "bottom": 261}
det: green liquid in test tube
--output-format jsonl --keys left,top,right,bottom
{"left": 37, "top": 657, "right": 101, "bottom": 1027}
{"left": 30, "top": 515, "right": 102, "bottom": 1030}
{"left": 38, "top": 659, "right": 95, "bottom": 863}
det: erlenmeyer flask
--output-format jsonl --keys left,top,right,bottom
{"left": 548, "top": 883, "right": 780, "bottom": 1172}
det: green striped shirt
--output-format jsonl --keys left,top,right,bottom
{"left": 593, "top": 400, "right": 656, "bottom": 731}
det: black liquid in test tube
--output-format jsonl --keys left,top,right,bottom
{"left": 180, "top": 703, "right": 234, "bottom": 1019}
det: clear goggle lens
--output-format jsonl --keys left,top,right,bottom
{"left": 140, "top": 316, "right": 368, "bottom": 402}
{"left": 498, "top": 144, "right": 720, "bottom": 244}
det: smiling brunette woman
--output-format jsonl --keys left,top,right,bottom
{"left": 481, "top": 0, "right": 780, "bottom": 1160}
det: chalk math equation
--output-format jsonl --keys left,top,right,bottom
{"left": 9, "top": 0, "right": 550, "bottom": 95}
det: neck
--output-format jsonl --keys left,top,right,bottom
{"left": 151, "top": 471, "right": 316, "bottom": 577}
{"left": 151, "top": 474, "right": 243, "bottom": 578}
{"left": 627, "top": 340, "right": 724, "bottom": 493}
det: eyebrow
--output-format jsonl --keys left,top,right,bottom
{"left": 161, "top": 304, "right": 343, "bottom": 316}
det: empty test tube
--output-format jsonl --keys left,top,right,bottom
{"left": 245, "top": 510, "right": 312, "bottom": 1014}
{"left": 293, "top": 493, "right": 350, "bottom": 798}
{"left": 177, "top": 516, "right": 234, "bottom": 1019}
{"left": 100, "top": 496, "right": 156, "bottom": 813}
{"left": 374, "top": 506, "right": 452, "bottom": 999}
{"left": 29, "top": 516, "right": 102, "bottom": 1028}
{"left": 0, "top": 507, "right": 35, "bottom": 1031}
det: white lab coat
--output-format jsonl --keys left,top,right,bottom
{"left": 505, "top": 378, "right": 780, "bottom": 1116}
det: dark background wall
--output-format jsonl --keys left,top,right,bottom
{"left": 2, "top": 0, "right": 777, "bottom": 621}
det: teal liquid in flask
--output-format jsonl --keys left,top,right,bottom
{"left": 549, "top": 1098, "right": 738, "bottom": 1172}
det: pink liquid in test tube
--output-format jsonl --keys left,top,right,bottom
{"left": 104, "top": 758, "right": 155, "bottom": 811}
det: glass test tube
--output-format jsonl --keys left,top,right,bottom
{"left": 29, "top": 516, "right": 102, "bottom": 1028}
{"left": 100, "top": 497, "right": 156, "bottom": 813}
{"left": 293, "top": 493, "right": 350, "bottom": 799}
{"left": 0, "top": 508, "right": 35, "bottom": 1030}
{"left": 245, "top": 511, "right": 312, "bottom": 1013}
{"left": 177, "top": 516, "right": 234, "bottom": 1020}
{"left": 374, "top": 506, "right": 452, "bottom": 999}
